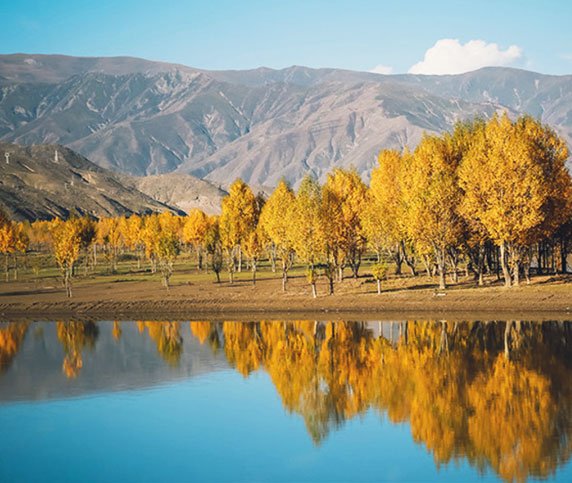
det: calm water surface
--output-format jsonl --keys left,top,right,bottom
{"left": 1, "top": 320, "right": 571, "bottom": 482}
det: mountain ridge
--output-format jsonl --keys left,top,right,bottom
{"left": 1, "top": 54, "right": 571, "bottom": 187}
{"left": 0, "top": 142, "right": 223, "bottom": 221}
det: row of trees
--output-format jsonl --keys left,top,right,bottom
{"left": 0, "top": 114, "right": 570, "bottom": 297}
{"left": 215, "top": 114, "right": 572, "bottom": 293}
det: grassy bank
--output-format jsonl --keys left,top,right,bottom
{"left": 0, "top": 252, "right": 571, "bottom": 320}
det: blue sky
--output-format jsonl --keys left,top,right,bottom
{"left": 2, "top": 0, "right": 572, "bottom": 74}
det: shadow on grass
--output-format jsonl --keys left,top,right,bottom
{"left": 534, "top": 274, "right": 572, "bottom": 285}
{"left": 0, "top": 287, "right": 61, "bottom": 297}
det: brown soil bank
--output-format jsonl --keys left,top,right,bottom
{"left": 0, "top": 273, "right": 571, "bottom": 321}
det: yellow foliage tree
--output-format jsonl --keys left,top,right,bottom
{"left": 402, "top": 136, "right": 463, "bottom": 289}
{"left": 141, "top": 214, "right": 161, "bottom": 273}
{"left": 219, "top": 179, "right": 257, "bottom": 283}
{"left": 49, "top": 219, "right": 83, "bottom": 297}
{"left": 182, "top": 209, "right": 210, "bottom": 270}
{"left": 259, "top": 179, "right": 296, "bottom": 291}
{"left": 97, "top": 217, "right": 123, "bottom": 273}
{"left": 365, "top": 149, "right": 416, "bottom": 275}
{"left": 156, "top": 212, "right": 181, "bottom": 289}
{"left": 459, "top": 114, "right": 572, "bottom": 286}
{"left": 289, "top": 176, "right": 326, "bottom": 298}
{"left": 0, "top": 209, "right": 28, "bottom": 281}
{"left": 322, "top": 168, "right": 367, "bottom": 280}
{"left": 120, "top": 214, "right": 143, "bottom": 269}
{"left": 204, "top": 215, "right": 223, "bottom": 283}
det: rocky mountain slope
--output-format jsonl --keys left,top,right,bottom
{"left": 0, "top": 142, "right": 181, "bottom": 220}
{"left": 1, "top": 54, "right": 570, "bottom": 187}
{"left": 129, "top": 173, "right": 226, "bottom": 215}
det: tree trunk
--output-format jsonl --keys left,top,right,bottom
{"left": 513, "top": 263, "right": 520, "bottom": 286}
{"left": 65, "top": 265, "right": 72, "bottom": 298}
{"left": 270, "top": 246, "right": 277, "bottom": 273}
{"left": 422, "top": 255, "right": 432, "bottom": 278}
{"left": 4, "top": 254, "right": 8, "bottom": 282}
{"left": 435, "top": 247, "right": 446, "bottom": 290}
{"left": 394, "top": 243, "right": 403, "bottom": 276}
{"left": 237, "top": 246, "right": 242, "bottom": 272}
{"left": 376, "top": 279, "right": 381, "bottom": 294}
{"left": 438, "top": 267, "right": 446, "bottom": 290}
{"left": 401, "top": 241, "right": 417, "bottom": 276}
{"left": 477, "top": 244, "right": 485, "bottom": 286}
{"left": 351, "top": 255, "right": 361, "bottom": 279}
{"left": 561, "top": 238, "right": 568, "bottom": 274}
{"left": 311, "top": 282, "right": 317, "bottom": 298}
{"left": 499, "top": 242, "right": 511, "bottom": 287}
{"left": 282, "top": 261, "right": 288, "bottom": 292}
{"left": 252, "top": 262, "right": 257, "bottom": 285}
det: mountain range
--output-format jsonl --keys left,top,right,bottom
{"left": 0, "top": 54, "right": 571, "bottom": 190}
{"left": 0, "top": 142, "right": 225, "bottom": 220}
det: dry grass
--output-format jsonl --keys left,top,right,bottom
{"left": 0, "top": 253, "right": 571, "bottom": 320}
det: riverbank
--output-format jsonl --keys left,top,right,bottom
{"left": 0, "top": 270, "right": 571, "bottom": 320}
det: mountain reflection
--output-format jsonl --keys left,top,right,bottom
{"left": 1, "top": 320, "right": 572, "bottom": 482}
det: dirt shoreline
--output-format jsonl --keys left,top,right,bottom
{"left": 1, "top": 273, "right": 571, "bottom": 321}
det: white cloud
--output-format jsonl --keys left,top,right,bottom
{"left": 369, "top": 64, "right": 394, "bottom": 75}
{"left": 409, "top": 39, "right": 522, "bottom": 75}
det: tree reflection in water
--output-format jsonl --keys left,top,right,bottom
{"left": 138, "top": 321, "right": 183, "bottom": 367}
{"left": 1, "top": 319, "right": 571, "bottom": 482}
{"left": 192, "top": 321, "right": 572, "bottom": 483}
{"left": 0, "top": 322, "right": 29, "bottom": 372}
{"left": 56, "top": 321, "right": 99, "bottom": 378}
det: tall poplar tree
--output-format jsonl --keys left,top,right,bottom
{"left": 219, "top": 179, "right": 257, "bottom": 283}
{"left": 289, "top": 176, "right": 325, "bottom": 298}
{"left": 402, "top": 135, "right": 463, "bottom": 289}
{"left": 259, "top": 180, "right": 296, "bottom": 291}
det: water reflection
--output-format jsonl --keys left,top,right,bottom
{"left": 1, "top": 320, "right": 572, "bottom": 482}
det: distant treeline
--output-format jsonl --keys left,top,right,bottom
{"left": 0, "top": 114, "right": 571, "bottom": 297}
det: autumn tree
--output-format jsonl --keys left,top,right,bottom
{"left": 242, "top": 227, "right": 265, "bottom": 285}
{"left": 182, "top": 209, "right": 210, "bottom": 270}
{"left": 322, "top": 168, "right": 367, "bottom": 280}
{"left": 141, "top": 214, "right": 161, "bottom": 273}
{"left": 371, "top": 262, "right": 388, "bottom": 294}
{"left": 289, "top": 176, "right": 326, "bottom": 298}
{"left": 204, "top": 215, "right": 223, "bottom": 283}
{"left": 49, "top": 219, "right": 83, "bottom": 297}
{"left": 156, "top": 212, "right": 181, "bottom": 289}
{"left": 364, "top": 150, "right": 416, "bottom": 275}
{"left": 120, "top": 215, "right": 143, "bottom": 269}
{"left": 259, "top": 179, "right": 296, "bottom": 291}
{"left": 219, "top": 179, "right": 257, "bottom": 283}
{"left": 402, "top": 136, "right": 463, "bottom": 289}
{"left": 459, "top": 114, "right": 572, "bottom": 286}
{"left": 97, "top": 217, "right": 122, "bottom": 273}
{"left": 74, "top": 216, "right": 96, "bottom": 275}
{"left": 0, "top": 209, "right": 27, "bottom": 281}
